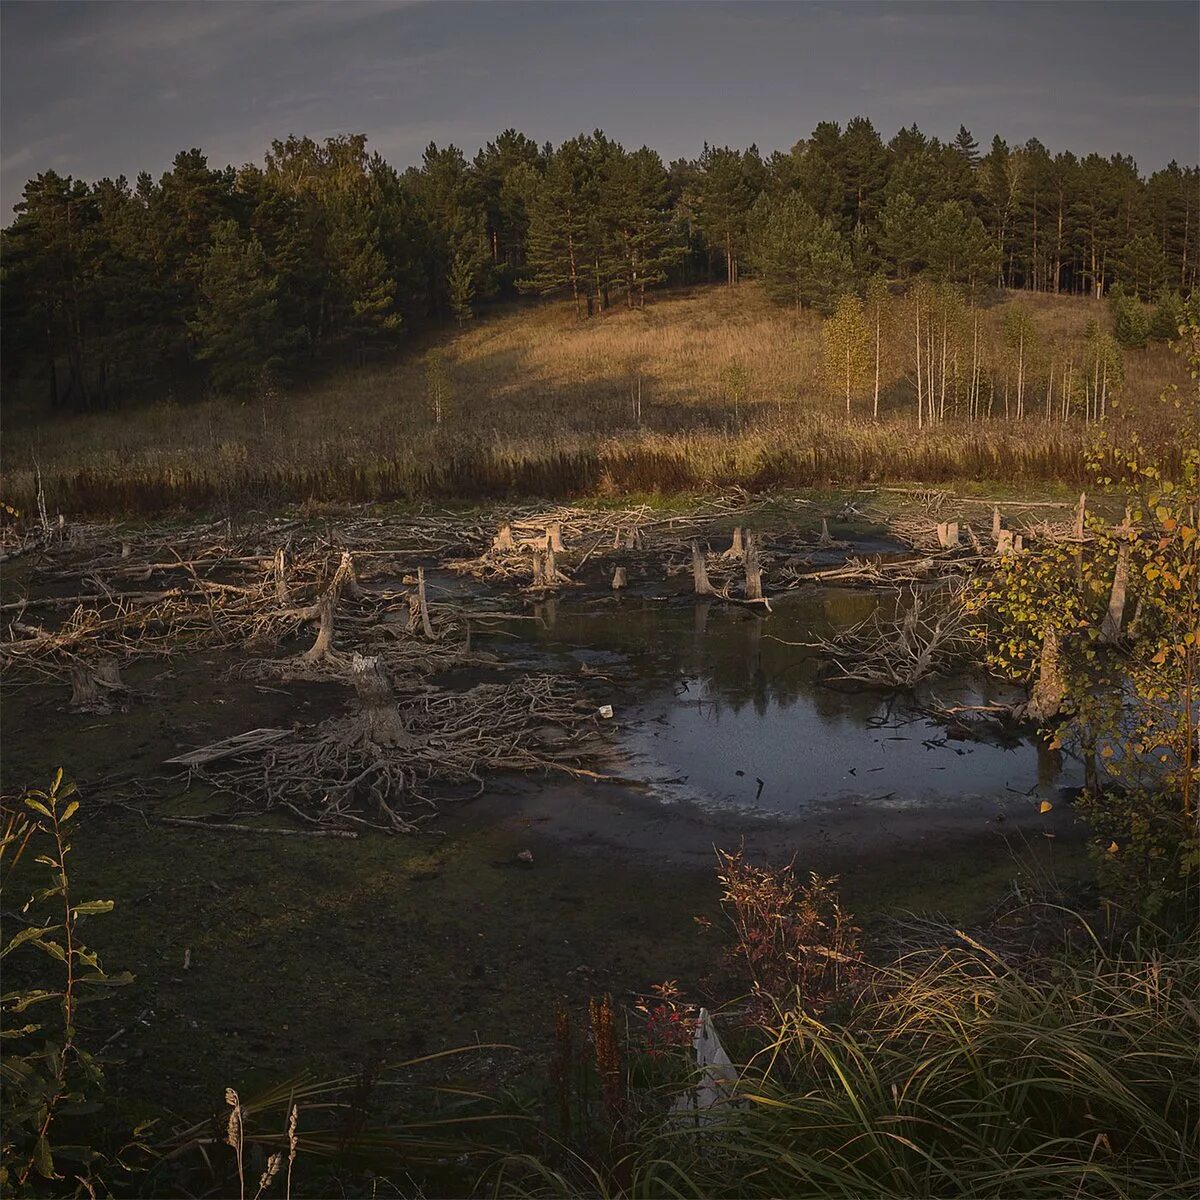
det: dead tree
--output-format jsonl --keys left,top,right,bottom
{"left": 305, "top": 590, "right": 337, "bottom": 661}
{"left": 1099, "top": 543, "right": 1131, "bottom": 644}
{"left": 334, "top": 550, "right": 362, "bottom": 601}
{"left": 692, "top": 541, "right": 715, "bottom": 596}
{"left": 69, "top": 658, "right": 126, "bottom": 711}
{"left": 744, "top": 532, "right": 764, "bottom": 601}
{"left": 722, "top": 527, "right": 745, "bottom": 560}
{"left": 350, "top": 653, "right": 413, "bottom": 749}
{"left": 612, "top": 566, "right": 627, "bottom": 590}
{"left": 995, "top": 530, "right": 1014, "bottom": 556}
{"left": 992, "top": 507, "right": 1002, "bottom": 542}
{"left": 407, "top": 566, "right": 436, "bottom": 639}
{"left": 546, "top": 522, "right": 565, "bottom": 553}
{"left": 273, "top": 547, "right": 291, "bottom": 606}
{"left": 818, "top": 518, "right": 833, "bottom": 547}
{"left": 492, "top": 523, "right": 515, "bottom": 554}
{"left": 1074, "top": 493, "right": 1087, "bottom": 540}
{"left": 936, "top": 521, "right": 960, "bottom": 549}
{"left": 1026, "top": 627, "right": 1067, "bottom": 722}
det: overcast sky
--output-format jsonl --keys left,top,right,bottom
{"left": 2, "top": 0, "right": 1197, "bottom": 218}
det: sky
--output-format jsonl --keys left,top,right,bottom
{"left": 2, "top": 0, "right": 1197, "bottom": 218}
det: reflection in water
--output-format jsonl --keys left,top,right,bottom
{"left": 497, "top": 591, "right": 1078, "bottom": 816}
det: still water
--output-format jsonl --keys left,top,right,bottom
{"left": 493, "top": 588, "right": 1077, "bottom": 817}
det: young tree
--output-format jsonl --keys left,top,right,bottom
{"left": 1002, "top": 304, "right": 1037, "bottom": 419}
{"left": 822, "top": 292, "right": 872, "bottom": 416}
{"left": 864, "top": 273, "right": 891, "bottom": 418}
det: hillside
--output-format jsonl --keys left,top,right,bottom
{"left": 2, "top": 284, "right": 1189, "bottom": 515}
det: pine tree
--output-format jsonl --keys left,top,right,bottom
{"left": 190, "top": 220, "right": 281, "bottom": 394}
{"left": 449, "top": 251, "right": 476, "bottom": 324}
{"left": 746, "top": 192, "right": 852, "bottom": 312}
{"left": 954, "top": 125, "right": 980, "bottom": 166}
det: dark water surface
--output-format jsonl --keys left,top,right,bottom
{"left": 484, "top": 587, "right": 1078, "bottom": 818}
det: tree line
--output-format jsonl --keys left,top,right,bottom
{"left": 2, "top": 118, "right": 1197, "bottom": 407}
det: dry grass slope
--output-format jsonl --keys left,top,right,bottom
{"left": 2, "top": 284, "right": 1189, "bottom": 515}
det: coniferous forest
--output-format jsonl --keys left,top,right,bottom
{"left": 3, "top": 120, "right": 1197, "bottom": 408}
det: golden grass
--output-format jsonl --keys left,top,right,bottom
{"left": 2, "top": 284, "right": 1188, "bottom": 515}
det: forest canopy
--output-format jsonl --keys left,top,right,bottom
{"left": 2, "top": 119, "right": 1197, "bottom": 408}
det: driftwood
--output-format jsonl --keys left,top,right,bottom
{"left": 164, "top": 728, "right": 292, "bottom": 767}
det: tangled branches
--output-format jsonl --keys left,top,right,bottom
{"left": 197, "top": 667, "right": 605, "bottom": 832}
{"left": 805, "top": 584, "right": 977, "bottom": 687}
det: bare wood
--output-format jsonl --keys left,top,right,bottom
{"left": 744, "top": 531, "right": 763, "bottom": 601}
{"left": 416, "top": 566, "right": 435, "bottom": 638}
{"left": 305, "top": 590, "right": 336, "bottom": 660}
{"left": 691, "top": 541, "right": 715, "bottom": 596}
{"left": 722, "top": 527, "right": 744, "bottom": 560}
{"left": 164, "top": 728, "right": 292, "bottom": 767}
{"left": 1099, "top": 543, "right": 1130, "bottom": 644}
{"left": 161, "top": 817, "right": 357, "bottom": 839}
{"left": 611, "top": 566, "right": 627, "bottom": 590}
{"left": 1026, "top": 627, "right": 1067, "bottom": 722}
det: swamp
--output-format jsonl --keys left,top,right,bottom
{"left": 2, "top": 490, "right": 1094, "bottom": 1114}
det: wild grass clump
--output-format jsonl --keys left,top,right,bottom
{"left": 501, "top": 922, "right": 1199, "bottom": 1200}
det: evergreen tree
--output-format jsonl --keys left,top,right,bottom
{"left": 745, "top": 192, "right": 852, "bottom": 312}
{"left": 954, "top": 125, "right": 980, "bottom": 166}
{"left": 190, "top": 220, "right": 281, "bottom": 394}
{"left": 1108, "top": 284, "right": 1150, "bottom": 348}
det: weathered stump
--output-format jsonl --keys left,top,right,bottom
{"left": 691, "top": 541, "right": 715, "bottom": 596}
{"left": 273, "top": 547, "right": 291, "bottom": 606}
{"left": 350, "top": 653, "right": 413, "bottom": 749}
{"left": 334, "top": 550, "right": 362, "bottom": 600}
{"left": 992, "top": 507, "right": 1002, "bottom": 542}
{"left": 818, "top": 518, "right": 833, "bottom": 547}
{"left": 305, "top": 590, "right": 336, "bottom": 661}
{"left": 1099, "top": 543, "right": 1130, "bottom": 644}
{"left": 936, "top": 521, "right": 960, "bottom": 550}
{"left": 1026, "top": 627, "right": 1067, "bottom": 722}
{"left": 406, "top": 565, "right": 436, "bottom": 639}
{"left": 611, "top": 566, "right": 627, "bottom": 590}
{"left": 69, "top": 658, "right": 126, "bottom": 711}
{"left": 995, "top": 530, "right": 1014, "bottom": 556}
{"left": 1074, "top": 493, "right": 1087, "bottom": 540}
{"left": 722, "top": 527, "right": 745, "bottom": 560}
{"left": 492, "top": 523, "right": 515, "bottom": 554}
{"left": 546, "top": 522, "right": 565, "bottom": 553}
{"left": 744, "top": 532, "right": 764, "bottom": 601}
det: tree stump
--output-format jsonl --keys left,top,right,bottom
{"left": 818, "top": 518, "right": 833, "bottom": 547}
{"left": 744, "top": 532, "right": 764, "bottom": 601}
{"left": 611, "top": 566, "right": 627, "bottom": 590}
{"left": 69, "top": 658, "right": 126, "bottom": 711}
{"left": 995, "top": 530, "right": 1014, "bottom": 557}
{"left": 305, "top": 590, "right": 337, "bottom": 661}
{"left": 273, "top": 547, "right": 291, "bottom": 606}
{"left": 546, "top": 522, "right": 565, "bottom": 553}
{"left": 1026, "top": 627, "right": 1067, "bottom": 722}
{"left": 334, "top": 550, "right": 362, "bottom": 600}
{"left": 350, "top": 653, "right": 413, "bottom": 749}
{"left": 492, "top": 523, "right": 515, "bottom": 554}
{"left": 1074, "top": 493, "right": 1087, "bottom": 540}
{"left": 1099, "top": 543, "right": 1130, "bottom": 644}
{"left": 936, "top": 521, "right": 960, "bottom": 550}
{"left": 722, "top": 527, "right": 745, "bottom": 560}
{"left": 691, "top": 541, "right": 715, "bottom": 596}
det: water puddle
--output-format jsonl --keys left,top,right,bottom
{"left": 482, "top": 588, "right": 1079, "bottom": 819}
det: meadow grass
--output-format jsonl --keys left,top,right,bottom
{"left": 2, "top": 285, "right": 1188, "bottom": 516}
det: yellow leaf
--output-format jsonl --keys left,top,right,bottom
{"left": 1107, "top": 841, "right": 1119, "bottom": 854}
{"left": 1039, "top": 800, "right": 1053, "bottom": 814}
